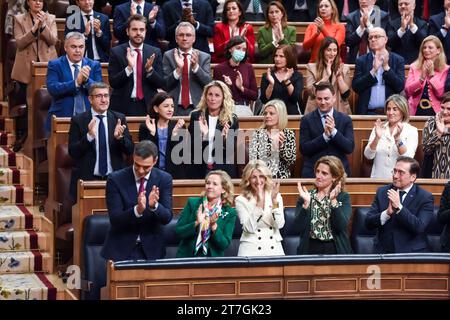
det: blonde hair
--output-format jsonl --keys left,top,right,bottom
{"left": 314, "top": 156, "right": 346, "bottom": 191}
{"left": 414, "top": 35, "right": 448, "bottom": 72}
{"left": 260, "top": 99, "right": 288, "bottom": 130}
{"left": 239, "top": 160, "right": 274, "bottom": 200}
{"left": 201, "top": 170, "right": 235, "bottom": 206}
{"left": 194, "top": 80, "right": 235, "bottom": 126}
{"left": 385, "top": 94, "right": 410, "bottom": 123}
{"left": 317, "top": 0, "right": 340, "bottom": 24}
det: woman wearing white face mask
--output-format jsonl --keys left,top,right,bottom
{"left": 213, "top": 36, "right": 258, "bottom": 117}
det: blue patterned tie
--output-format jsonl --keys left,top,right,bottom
{"left": 96, "top": 115, "right": 108, "bottom": 176}
{"left": 253, "top": 0, "right": 260, "bottom": 13}
{"left": 73, "top": 64, "right": 86, "bottom": 115}
{"left": 136, "top": 5, "right": 142, "bottom": 15}
{"left": 399, "top": 191, "right": 406, "bottom": 204}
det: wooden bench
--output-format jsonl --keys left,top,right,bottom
{"left": 72, "top": 178, "right": 447, "bottom": 270}
{"left": 104, "top": 255, "right": 450, "bottom": 299}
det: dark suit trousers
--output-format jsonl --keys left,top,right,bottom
{"left": 127, "top": 100, "right": 147, "bottom": 116}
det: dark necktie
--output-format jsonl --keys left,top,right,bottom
{"left": 96, "top": 115, "right": 108, "bottom": 176}
{"left": 138, "top": 177, "right": 145, "bottom": 194}
{"left": 296, "top": 0, "right": 306, "bottom": 7}
{"left": 182, "top": 0, "right": 191, "bottom": 8}
{"left": 399, "top": 191, "right": 406, "bottom": 204}
{"left": 85, "top": 14, "right": 94, "bottom": 59}
{"left": 422, "top": 0, "right": 429, "bottom": 20}
{"left": 136, "top": 5, "right": 142, "bottom": 15}
{"left": 73, "top": 64, "right": 86, "bottom": 114}
{"left": 135, "top": 48, "right": 144, "bottom": 100}
{"left": 181, "top": 53, "right": 190, "bottom": 109}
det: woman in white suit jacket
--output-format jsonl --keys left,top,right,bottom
{"left": 235, "top": 160, "right": 285, "bottom": 256}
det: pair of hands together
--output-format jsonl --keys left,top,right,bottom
{"left": 137, "top": 185, "right": 160, "bottom": 214}
{"left": 297, "top": 181, "right": 341, "bottom": 209}
{"left": 88, "top": 118, "right": 127, "bottom": 140}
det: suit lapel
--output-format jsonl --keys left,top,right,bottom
{"left": 126, "top": 166, "right": 139, "bottom": 202}
{"left": 25, "top": 14, "right": 38, "bottom": 56}
{"left": 62, "top": 56, "right": 74, "bottom": 81}
{"left": 313, "top": 109, "right": 324, "bottom": 134}
{"left": 402, "top": 184, "right": 417, "bottom": 208}
{"left": 107, "top": 110, "right": 116, "bottom": 146}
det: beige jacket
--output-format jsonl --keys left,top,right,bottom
{"left": 12, "top": 12, "right": 58, "bottom": 84}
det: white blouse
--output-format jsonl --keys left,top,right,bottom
{"left": 364, "top": 122, "right": 418, "bottom": 178}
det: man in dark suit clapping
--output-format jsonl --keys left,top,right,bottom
{"left": 299, "top": 82, "right": 355, "bottom": 178}
{"left": 68, "top": 82, "right": 134, "bottom": 202}
{"left": 108, "top": 15, "right": 165, "bottom": 116}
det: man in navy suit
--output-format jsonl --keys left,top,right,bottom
{"left": 108, "top": 15, "right": 165, "bottom": 116}
{"left": 352, "top": 27, "right": 405, "bottom": 115}
{"left": 162, "top": 0, "right": 214, "bottom": 54}
{"left": 429, "top": 0, "right": 450, "bottom": 64}
{"left": 366, "top": 156, "right": 434, "bottom": 253}
{"left": 68, "top": 82, "right": 134, "bottom": 202}
{"left": 299, "top": 82, "right": 355, "bottom": 178}
{"left": 386, "top": 0, "right": 427, "bottom": 64}
{"left": 239, "top": 0, "right": 270, "bottom": 21}
{"left": 389, "top": 0, "right": 443, "bottom": 20}
{"left": 46, "top": 32, "right": 102, "bottom": 131}
{"left": 101, "top": 140, "right": 173, "bottom": 261}
{"left": 345, "top": 0, "right": 389, "bottom": 64}
{"left": 113, "top": 0, "right": 165, "bottom": 47}
{"left": 65, "top": 0, "right": 112, "bottom": 62}
{"left": 283, "top": 0, "right": 317, "bottom": 22}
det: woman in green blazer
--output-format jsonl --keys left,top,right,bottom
{"left": 294, "top": 156, "right": 353, "bottom": 254}
{"left": 256, "top": 1, "right": 296, "bottom": 64}
{"left": 176, "top": 170, "right": 237, "bottom": 257}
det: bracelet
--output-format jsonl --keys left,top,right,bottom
{"left": 272, "top": 201, "right": 279, "bottom": 209}
{"left": 284, "top": 80, "right": 291, "bottom": 86}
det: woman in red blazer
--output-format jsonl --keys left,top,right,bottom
{"left": 212, "top": 0, "right": 255, "bottom": 63}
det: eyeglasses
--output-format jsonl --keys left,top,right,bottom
{"left": 368, "top": 35, "right": 385, "bottom": 40}
{"left": 91, "top": 94, "right": 110, "bottom": 99}
{"left": 31, "top": 0, "right": 44, "bottom": 2}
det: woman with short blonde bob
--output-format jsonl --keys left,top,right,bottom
{"left": 295, "top": 156, "right": 352, "bottom": 254}
{"left": 405, "top": 35, "right": 449, "bottom": 116}
{"left": 176, "top": 170, "right": 237, "bottom": 257}
{"left": 364, "top": 94, "right": 418, "bottom": 178}
{"left": 188, "top": 80, "right": 239, "bottom": 179}
{"left": 249, "top": 99, "right": 296, "bottom": 178}
{"left": 236, "top": 160, "right": 285, "bottom": 256}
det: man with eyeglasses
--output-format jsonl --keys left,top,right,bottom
{"left": 163, "top": 22, "right": 212, "bottom": 116}
{"left": 352, "top": 27, "right": 405, "bottom": 115}
{"left": 365, "top": 156, "right": 434, "bottom": 253}
{"left": 386, "top": 0, "right": 427, "bottom": 64}
{"left": 68, "top": 81, "right": 134, "bottom": 203}
{"left": 162, "top": 0, "right": 215, "bottom": 53}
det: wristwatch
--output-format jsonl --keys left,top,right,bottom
{"left": 397, "top": 140, "right": 404, "bottom": 147}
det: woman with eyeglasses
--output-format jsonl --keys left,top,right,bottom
{"left": 212, "top": 0, "right": 255, "bottom": 63}
{"left": 213, "top": 36, "right": 258, "bottom": 117}
{"left": 405, "top": 35, "right": 450, "bottom": 116}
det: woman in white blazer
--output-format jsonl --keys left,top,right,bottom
{"left": 235, "top": 160, "right": 285, "bottom": 256}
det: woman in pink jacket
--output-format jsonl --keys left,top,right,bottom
{"left": 405, "top": 35, "right": 449, "bottom": 116}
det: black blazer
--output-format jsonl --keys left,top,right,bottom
{"left": 64, "top": 10, "right": 111, "bottom": 62}
{"left": 188, "top": 109, "right": 239, "bottom": 179}
{"left": 112, "top": 1, "right": 165, "bottom": 47}
{"left": 438, "top": 182, "right": 450, "bottom": 252}
{"left": 138, "top": 120, "right": 186, "bottom": 179}
{"left": 429, "top": 12, "right": 450, "bottom": 64}
{"left": 345, "top": 8, "right": 389, "bottom": 64}
{"left": 101, "top": 165, "right": 173, "bottom": 261}
{"left": 68, "top": 109, "right": 134, "bottom": 201}
{"left": 386, "top": 16, "right": 427, "bottom": 64}
{"left": 299, "top": 109, "right": 354, "bottom": 178}
{"left": 352, "top": 52, "right": 405, "bottom": 115}
{"left": 162, "top": 0, "right": 215, "bottom": 54}
{"left": 108, "top": 42, "right": 165, "bottom": 116}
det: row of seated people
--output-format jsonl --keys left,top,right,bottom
{"left": 5, "top": 2, "right": 448, "bottom": 119}
{"left": 79, "top": 142, "right": 450, "bottom": 298}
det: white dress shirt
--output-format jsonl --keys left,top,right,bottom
{"left": 82, "top": 10, "right": 100, "bottom": 60}
{"left": 67, "top": 57, "right": 82, "bottom": 87}
{"left": 125, "top": 42, "right": 144, "bottom": 98}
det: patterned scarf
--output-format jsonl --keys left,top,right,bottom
{"left": 194, "top": 197, "right": 222, "bottom": 256}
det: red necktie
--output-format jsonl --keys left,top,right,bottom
{"left": 423, "top": 0, "right": 429, "bottom": 20}
{"left": 181, "top": 53, "right": 190, "bottom": 109}
{"left": 135, "top": 48, "right": 144, "bottom": 100}
{"left": 138, "top": 177, "right": 145, "bottom": 194}
{"left": 358, "top": 34, "right": 368, "bottom": 56}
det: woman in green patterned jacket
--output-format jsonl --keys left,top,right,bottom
{"left": 294, "top": 155, "right": 352, "bottom": 254}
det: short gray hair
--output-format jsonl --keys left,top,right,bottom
{"left": 65, "top": 31, "right": 85, "bottom": 42}
{"left": 134, "top": 140, "right": 158, "bottom": 159}
{"left": 88, "top": 82, "right": 110, "bottom": 96}
{"left": 175, "top": 22, "right": 196, "bottom": 36}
